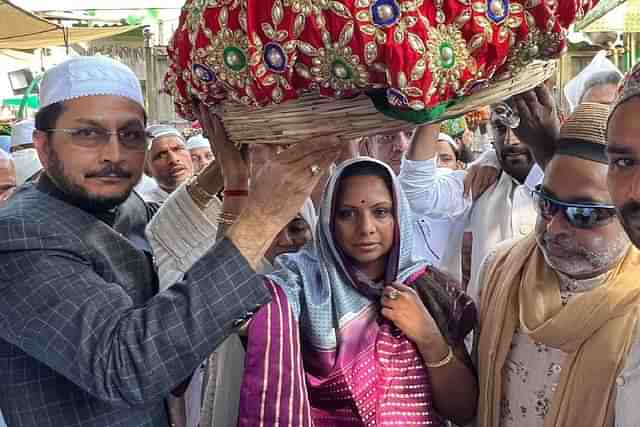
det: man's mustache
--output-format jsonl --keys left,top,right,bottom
{"left": 501, "top": 145, "right": 531, "bottom": 157}
{"left": 86, "top": 164, "right": 132, "bottom": 179}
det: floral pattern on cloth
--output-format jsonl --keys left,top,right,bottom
{"left": 499, "top": 271, "right": 609, "bottom": 427}
{"left": 164, "top": 0, "right": 598, "bottom": 120}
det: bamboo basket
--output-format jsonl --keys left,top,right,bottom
{"left": 215, "top": 60, "right": 556, "bottom": 145}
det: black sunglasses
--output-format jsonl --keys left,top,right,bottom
{"left": 532, "top": 185, "right": 617, "bottom": 229}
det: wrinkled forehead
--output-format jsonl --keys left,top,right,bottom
{"left": 150, "top": 136, "right": 186, "bottom": 153}
{"left": 543, "top": 155, "right": 610, "bottom": 201}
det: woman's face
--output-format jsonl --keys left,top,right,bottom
{"left": 334, "top": 174, "right": 395, "bottom": 280}
{"left": 265, "top": 215, "right": 313, "bottom": 263}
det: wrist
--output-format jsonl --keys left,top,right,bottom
{"left": 416, "top": 333, "right": 449, "bottom": 363}
{"left": 225, "top": 210, "right": 284, "bottom": 270}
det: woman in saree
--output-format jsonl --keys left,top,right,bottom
{"left": 238, "top": 157, "right": 478, "bottom": 426}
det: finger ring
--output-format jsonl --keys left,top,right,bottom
{"left": 388, "top": 289, "right": 400, "bottom": 300}
{"left": 310, "top": 164, "right": 322, "bottom": 176}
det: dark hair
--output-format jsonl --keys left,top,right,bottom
{"left": 338, "top": 161, "right": 394, "bottom": 193}
{"left": 35, "top": 102, "right": 66, "bottom": 131}
{"left": 34, "top": 100, "right": 148, "bottom": 132}
{"left": 580, "top": 71, "right": 622, "bottom": 103}
{"left": 455, "top": 141, "right": 475, "bottom": 164}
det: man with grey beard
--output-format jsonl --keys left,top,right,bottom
{"left": 472, "top": 102, "right": 640, "bottom": 427}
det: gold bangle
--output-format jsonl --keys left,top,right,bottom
{"left": 425, "top": 346, "right": 454, "bottom": 369}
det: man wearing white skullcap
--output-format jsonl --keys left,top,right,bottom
{"left": 0, "top": 55, "right": 339, "bottom": 427}
{"left": 186, "top": 134, "right": 215, "bottom": 173}
{"left": 0, "top": 148, "right": 16, "bottom": 203}
{"left": 143, "top": 124, "right": 194, "bottom": 203}
{"left": 10, "top": 119, "right": 42, "bottom": 185}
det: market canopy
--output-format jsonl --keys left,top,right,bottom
{"left": 575, "top": 0, "right": 640, "bottom": 32}
{"left": 0, "top": 0, "right": 144, "bottom": 50}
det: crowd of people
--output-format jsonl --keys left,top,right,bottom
{"left": 1, "top": 51, "right": 640, "bottom": 427}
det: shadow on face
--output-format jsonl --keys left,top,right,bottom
{"left": 334, "top": 171, "right": 395, "bottom": 281}
{"left": 607, "top": 98, "right": 640, "bottom": 248}
{"left": 33, "top": 95, "right": 146, "bottom": 211}
{"left": 535, "top": 155, "right": 629, "bottom": 279}
{"left": 492, "top": 126, "right": 534, "bottom": 184}
{"left": 265, "top": 215, "right": 313, "bottom": 263}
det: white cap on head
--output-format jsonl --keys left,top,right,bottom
{"left": 186, "top": 134, "right": 211, "bottom": 150}
{"left": 39, "top": 56, "right": 144, "bottom": 110}
{"left": 146, "top": 124, "right": 185, "bottom": 145}
{"left": 438, "top": 133, "right": 458, "bottom": 149}
{"left": 11, "top": 120, "right": 35, "bottom": 148}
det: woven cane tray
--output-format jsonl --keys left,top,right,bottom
{"left": 215, "top": 60, "right": 556, "bottom": 145}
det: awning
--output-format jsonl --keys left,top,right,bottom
{"left": 576, "top": 0, "right": 640, "bottom": 32}
{"left": 0, "top": 0, "right": 144, "bottom": 50}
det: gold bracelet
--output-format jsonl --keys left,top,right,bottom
{"left": 186, "top": 175, "right": 216, "bottom": 210}
{"left": 425, "top": 346, "right": 454, "bottom": 369}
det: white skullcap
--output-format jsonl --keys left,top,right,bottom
{"left": 39, "top": 56, "right": 144, "bottom": 110}
{"left": 11, "top": 120, "right": 35, "bottom": 148}
{"left": 146, "top": 124, "right": 185, "bottom": 144}
{"left": 564, "top": 51, "right": 622, "bottom": 112}
{"left": 438, "top": 133, "right": 460, "bottom": 151}
{"left": 186, "top": 134, "right": 211, "bottom": 150}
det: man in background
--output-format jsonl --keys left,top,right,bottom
{"left": 9, "top": 120, "right": 42, "bottom": 184}
{"left": 143, "top": 124, "right": 194, "bottom": 203}
{"left": 186, "top": 133, "right": 215, "bottom": 174}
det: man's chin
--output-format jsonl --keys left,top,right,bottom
{"left": 82, "top": 191, "right": 132, "bottom": 211}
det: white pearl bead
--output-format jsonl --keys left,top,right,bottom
{"left": 378, "top": 4, "right": 394, "bottom": 21}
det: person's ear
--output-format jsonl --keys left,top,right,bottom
{"left": 32, "top": 130, "right": 50, "bottom": 170}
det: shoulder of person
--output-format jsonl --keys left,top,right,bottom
{"left": 0, "top": 185, "right": 91, "bottom": 257}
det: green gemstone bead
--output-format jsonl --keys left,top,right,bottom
{"left": 223, "top": 47, "right": 247, "bottom": 72}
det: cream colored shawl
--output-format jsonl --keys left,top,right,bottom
{"left": 477, "top": 234, "right": 640, "bottom": 427}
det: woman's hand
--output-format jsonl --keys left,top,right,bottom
{"left": 381, "top": 283, "right": 447, "bottom": 354}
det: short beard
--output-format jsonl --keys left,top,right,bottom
{"left": 537, "top": 232, "right": 630, "bottom": 278}
{"left": 46, "top": 145, "right": 132, "bottom": 212}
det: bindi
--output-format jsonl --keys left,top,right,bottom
{"left": 361, "top": 200, "right": 366, "bottom": 204}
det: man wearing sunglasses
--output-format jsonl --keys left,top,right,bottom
{"left": 473, "top": 102, "right": 640, "bottom": 427}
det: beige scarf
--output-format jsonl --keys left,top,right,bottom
{"left": 477, "top": 234, "right": 640, "bottom": 427}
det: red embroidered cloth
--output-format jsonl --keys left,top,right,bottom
{"left": 165, "top": 0, "right": 598, "bottom": 120}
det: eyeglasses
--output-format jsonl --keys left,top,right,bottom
{"left": 46, "top": 127, "right": 150, "bottom": 151}
{"left": 532, "top": 185, "right": 617, "bottom": 229}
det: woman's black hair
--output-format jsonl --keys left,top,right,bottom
{"left": 337, "top": 161, "right": 394, "bottom": 195}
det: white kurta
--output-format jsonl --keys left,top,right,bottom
{"left": 399, "top": 153, "right": 541, "bottom": 284}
